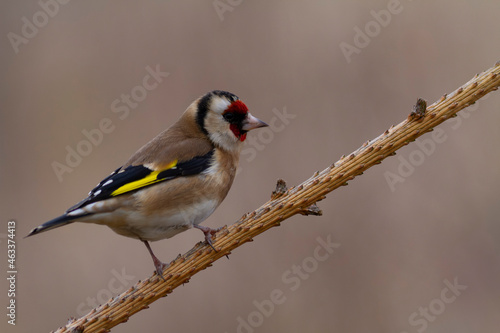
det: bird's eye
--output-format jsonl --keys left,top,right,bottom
{"left": 223, "top": 112, "right": 235, "bottom": 122}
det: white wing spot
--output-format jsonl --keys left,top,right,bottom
{"left": 103, "top": 179, "right": 113, "bottom": 186}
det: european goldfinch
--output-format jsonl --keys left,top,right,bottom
{"left": 27, "top": 90, "right": 268, "bottom": 275}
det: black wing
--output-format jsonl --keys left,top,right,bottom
{"left": 67, "top": 150, "right": 215, "bottom": 212}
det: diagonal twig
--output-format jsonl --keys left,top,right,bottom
{"left": 55, "top": 61, "right": 500, "bottom": 333}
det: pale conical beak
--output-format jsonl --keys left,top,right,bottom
{"left": 241, "top": 113, "right": 268, "bottom": 131}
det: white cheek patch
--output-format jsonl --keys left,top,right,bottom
{"left": 211, "top": 98, "right": 231, "bottom": 114}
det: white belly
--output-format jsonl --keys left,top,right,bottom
{"left": 88, "top": 198, "right": 219, "bottom": 241}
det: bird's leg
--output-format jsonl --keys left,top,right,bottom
{"left": 143, "top": 240, "right": 168, "bottom": 278}
{"left": 193, "top": 224, "right": 223, "bottom": 252}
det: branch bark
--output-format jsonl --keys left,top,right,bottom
{"left": 56, "top": 62, "right": 500, "bottom": 333}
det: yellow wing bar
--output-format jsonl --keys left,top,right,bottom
{"left": 111, "top": 160, "right": 177, "bottom": 196}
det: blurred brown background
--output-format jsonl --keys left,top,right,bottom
{"left": 1, "top": 1, "right": 500, "bottom": 332}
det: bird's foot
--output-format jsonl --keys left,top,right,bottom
{"left": 152, "top": 257, "right": 169, "bottom": 279}
{"left": 143, "top": 240, "right": 168, "bottom": 279}
{"left": 194, "top": 224, "right": 223, "bottom": 252}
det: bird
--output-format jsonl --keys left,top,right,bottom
{"left": 27, "top": 90, "right": 268, "bottom": 276}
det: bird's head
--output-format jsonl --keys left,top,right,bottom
{"left": 195, "top": 90, "right": 268, "bottom": 151}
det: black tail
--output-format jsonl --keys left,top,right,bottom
{"left": 25, "top": 214, "right": 88, "bottom": 238}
